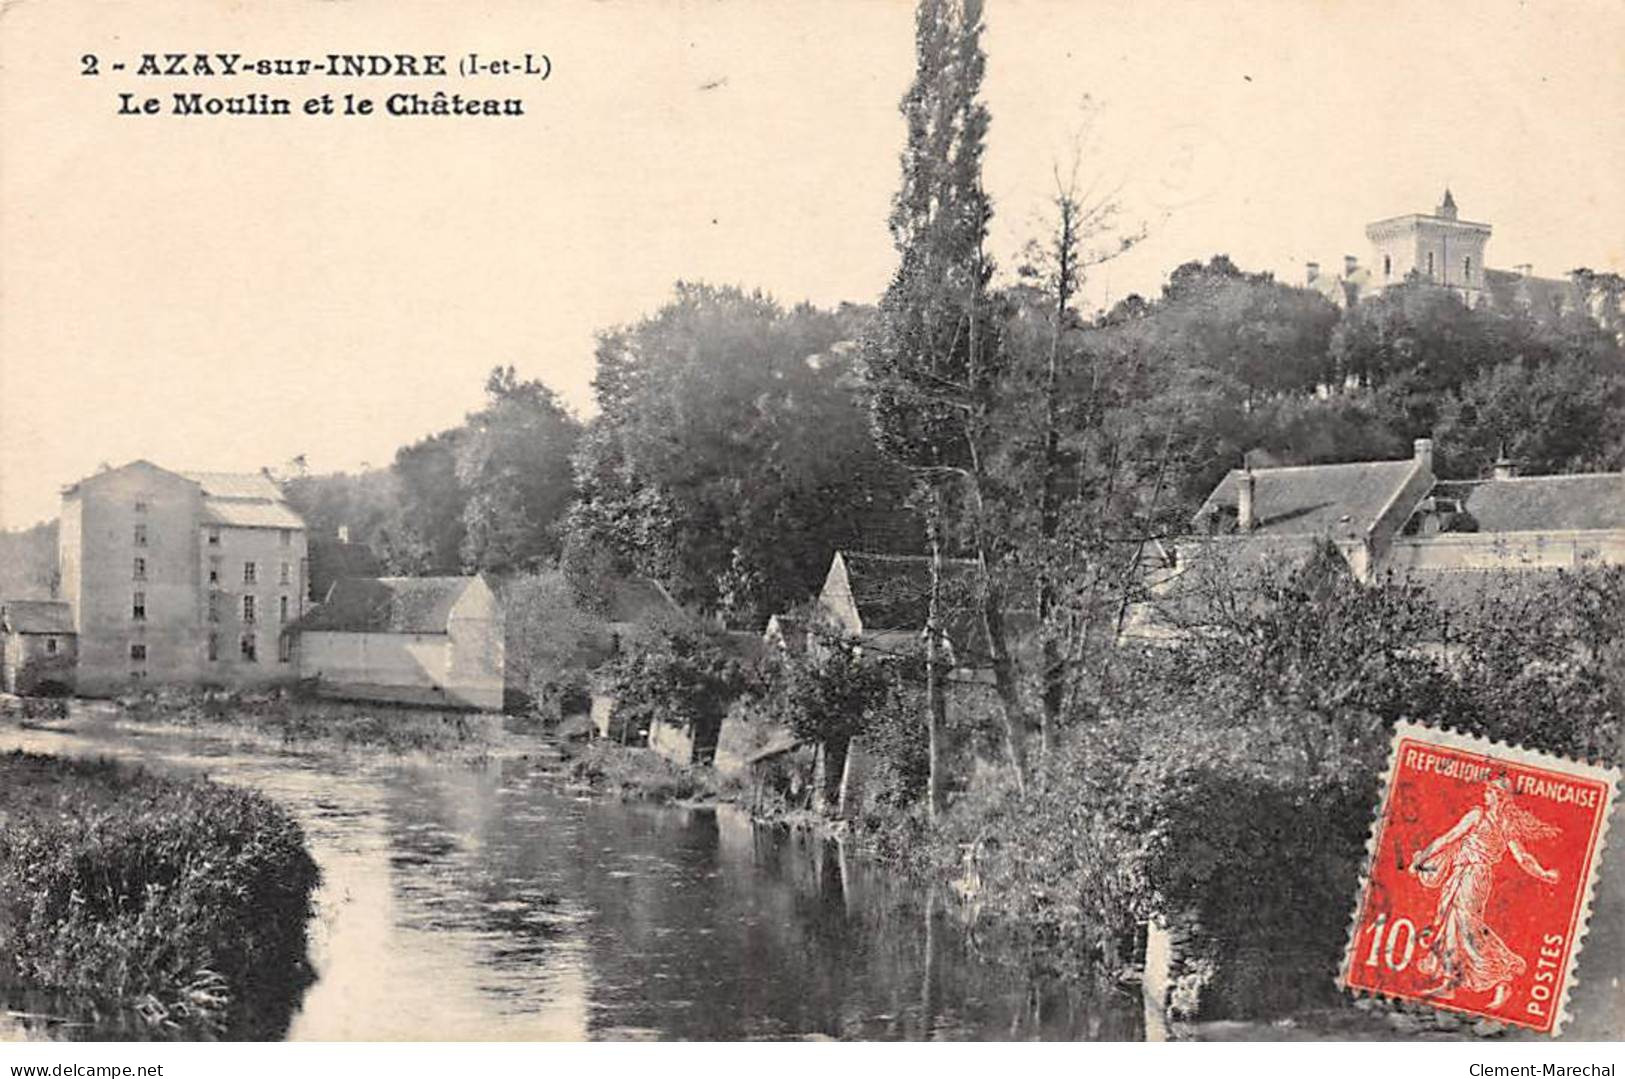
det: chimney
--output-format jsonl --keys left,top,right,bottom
{"left": 1306, "top": 261, "right": 1320, "bottom": 285}
{"left": 1413, "top": 438, "right": 1434, "bottom": 472}
{"left": 337, "top": 525, "right": 350, "bottom": 544}
{"left": 1237, "top": 467, "right": 1257, "bottom": 531}
{"left": 1515, "top": 263, "right": 1533, "bottom": 279}
{"left": 1344, "top": 255, "right": 1359, "bottom": 278}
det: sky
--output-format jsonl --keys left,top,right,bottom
{"left": 1, "top": 0, "right": 1622, "bottom": 529}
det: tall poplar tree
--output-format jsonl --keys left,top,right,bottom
{"left": 866, "top": 0, "right": 1028, "bottom": 810}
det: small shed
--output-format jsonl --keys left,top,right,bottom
{"left": 292, "top": 576, "right": 504, "bottom": 711}
{"left": 0, "top": 600, "right": 77, "bottom": 695}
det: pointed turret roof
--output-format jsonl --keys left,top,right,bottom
{"left": 1437, "top": 188, "right": 1458, "bottom": 219}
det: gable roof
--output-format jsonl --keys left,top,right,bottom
{"left": 822, "top": 551, "right": 1038, "bottom": 667}
{"left": 292, "top": 576, "right": 477, "bottom": 634}
{"left": 832, "top": 551, "right": 980, "bottom": 632}
{"left": 61, "top": 459, "right": 194, "bottom": 497}
{"left": 1197, "top": 459, "right": 1423, "bottom": 542}
{"left": 1447, "top": 474, "right": 1625, "bottom": 533}
{"left": 606, "top": 576, "right": 683, "bottom": 624}
{"left": 1, "top": 600, "right": 74, "bottom": 635}
{"left": 184, "top": 470, "right": 305, "bottom": 530}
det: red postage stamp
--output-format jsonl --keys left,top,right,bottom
{"left": 1340, "top": 721, "right": 1619, "bottom": 1034}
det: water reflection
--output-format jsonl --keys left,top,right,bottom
{"left": 0, "top": 721, "right": 1139, "bottom": 1041}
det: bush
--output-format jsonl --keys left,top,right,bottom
{"left": 600, "top": 626, "right": 747, "bottom": 758}
{"left": 566, "top": 741, "right": 738, "bottom": 803}
{"left": 920, "top": 556, "right": 1625, "bottom": 1020}
{"left": 0, "top": 751, "right": 321, "bottom": 1036}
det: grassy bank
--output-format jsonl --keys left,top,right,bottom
{"left": 116, "top": 688, "right": 508, "bottom": 756}
{"left": 0, "top": 750, "right": 321, "bottom": 1037}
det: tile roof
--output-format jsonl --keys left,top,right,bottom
{"left": 292, "top": 576, "right": 475, "bottom": 634}
{"left": 181, "top": 471, "right": 286, "bottom": 501}
{"left": 200, "top": 500, "right": 307, "bottom": 530}
{"left": 1197, "top": 459, "right": 1423, "bottom": 541}
{"left": 1, "top": 600, "right": 74, "bottom": 635}
{"left": 1448, "top": 474, "right": 1625, "bottom": 533}
{"left": 180, "top": 470, "right": 305, "bottom": 530}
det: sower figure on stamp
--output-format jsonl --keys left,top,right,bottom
{"left": 1409, "top": 775, "right": 1562, "bottom": 1010}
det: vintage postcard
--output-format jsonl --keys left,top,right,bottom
{"left": 1, "top": 0, "right": 1623, "bottom": 1060}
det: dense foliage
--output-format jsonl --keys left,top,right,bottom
{"left": 0, "top": 752, "right": 321, "bottom": 1037}
{"left": 568, "top": 283, "right": 914, "bottom": 624}
{"left": 598, "top": 626, "right": 747, "bottom": 753}
{"left": 907, "top": 553, "right": 1625, "bottom": 1017}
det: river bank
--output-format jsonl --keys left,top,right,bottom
{"left": 0, "top": 718, "right": 1132, "bottom": 1040}
{"left": 0, "top": 749, "right": 321, "bottom": 1039}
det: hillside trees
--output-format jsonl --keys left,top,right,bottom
{"left": 566, "top": 283, "right": 915, "bottom": 625}
{"left": 457, "top": 366, "right": 581, "bottom": 574}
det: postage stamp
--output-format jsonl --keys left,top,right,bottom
{"left": 1340, "top": 721, "right": 1620, "bottom": 1034}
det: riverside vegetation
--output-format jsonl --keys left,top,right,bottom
{"left": 0, "top": 751, "right": 321, "bottom": 1037}
{"left": 115, "top": 687, "right": 507, "bottom": 757}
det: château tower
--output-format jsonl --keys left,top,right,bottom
{"left": 1363, "top": 188, "right": 1492, "bottom": 302}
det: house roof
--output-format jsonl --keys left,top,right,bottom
{"left": 1399, "top": 568, "right": 1572, "bottom": 617}
{"left": 292, "top": 576, "right": 477, "bottom": 634}
{"left": 1, "top": 600, "right": 73, "bottom": 635}
{"left": 183, "top": 470, "right": 305, "bottom": 530}
{"left": 181, "top": 471, "right": 285, "bottom": 501}
{"left": 200, "top": 500, "right": 306, "bottom": 530}
{"left": 606, "top": 576, "right": 683, "bottom": 624}
{"left": 1483, "top": 269, "right": 1579, "bottom": 317}
{"left": 1446, "top": 474, "right": 1625, "bottom": 533}
{"left": 1196, "top": 459, "right": 1423, "bottom": 541}
{"left": 827, "top": 551, "right": 1037, "bottom": 667}
{"left": 835, "top": 551, "right": 980, "bottom": 631}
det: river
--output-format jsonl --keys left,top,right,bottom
{"left": 0, "top": 717, "right": 1142, "bottom": 1041}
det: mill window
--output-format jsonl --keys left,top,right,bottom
{"left": 132, "top": 592, "right": 146, "bottom": 621}
{"left": 133, "top": 556, "right": 146, "bottom": 580}
{"left": 1427, "top": 251, "right": 1435, "bottom": 277}
{"left": 1464, "top": 256, "right": 1472, "bottom": 281}
{"left": 46, "top": 637, "right": 57, "bottom": 655}
{"left": 207, "top": 526, "right": 221, "bottom": 546}
{"left": 243, "top": 595, "right": 257, "bottom": 623}
{"left": 134, "top": 500, "right": 148, "bottom": 514}
{"left": 279, "top": 595, "right": 289, "bottom": 622}
{"left": 207, "top": 592, "right": 220, "bottom": 623}
{"left": 243, "top": 561, "right": 257, "bottom": 584}
{"left": 207, "top": 633, "right": 219, "bottom": 662}
{"left": 129, "top": 643, "right": 146, "bottom": 662}
{"left": 209, "top": 557, "right": 221, "bottom": 584}
{"left": 280, "top": 562, "right": 291, "bottom": 586}
{"left": 134, "top": 524, "right": 148, "bottom": 547}
{"left": 280, "top": 529, "right": 292, "bottom": 547}
{"left": 278, "top": 634, "right": 292, "bottom": 663}
{"left": 240, "top": 634, "right": 257, "bottom": 662}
